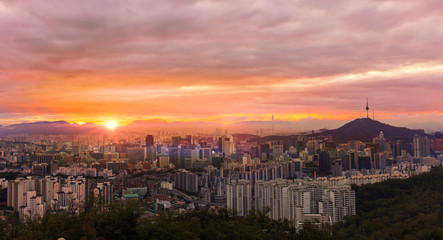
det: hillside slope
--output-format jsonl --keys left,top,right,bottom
{"left": 312, "top": 118, "right": 426, "bottom": 143}
{"left": 335, "top": 167, "right": 443, "bottom": 239}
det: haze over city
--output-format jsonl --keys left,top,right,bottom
{"left": 2, "top": 1, "right": 443, "bottom": 240}
{"left": 0, "top": 0, "right": 442, "bottom": 131}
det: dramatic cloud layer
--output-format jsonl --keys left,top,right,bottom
{"left": 0, "top": 0, "right": 442, "bottom": 129}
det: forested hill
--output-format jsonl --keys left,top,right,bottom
{"left": 334, "top": 167, "right": 443, "bottom": 239}
{"left": 311, "top": 118, "right": 427, "bottom": 143}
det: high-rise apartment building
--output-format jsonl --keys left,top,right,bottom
{"left": 413, "top": 135, "right": 431, "bottom": 157}
{"left": 8, "top": 176, "right": 88, "bottom": 221}
{"left": 95, "top": 182, "right": 113, "bottom": 205}
{"left": 174, "top": 169, "right": 199, "bottom": 193}
{"left": 229, "top": 179, "right": 356, "bottom": 226}
{"left": 7, "top": 177, "right": 36, "bottom": 211}
{"left": 226, "top": 180, "right": 252, "bottom": 216}
{"left": 320, "top": 186, "right": 356, "bottom": 224}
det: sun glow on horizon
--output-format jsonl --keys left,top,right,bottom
{"left": 105, "top": 121, "right": 117, "bottom": 130}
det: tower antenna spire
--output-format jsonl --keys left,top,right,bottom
{"left": 366, "top": 97, "right": 369, "bottom": 119}
{"left": 272, "top": 115, "right": 275, "bottom": 135}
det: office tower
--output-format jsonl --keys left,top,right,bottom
{"left": 358, "top": 156, "right": 371, "bottom": 170}
{"left": 221, "top": 136, "right": 235, "bottom": 158}
{"left": 331, "top": 159, "right": 342, "bottom": 177}
{"left": 344, "top": 151, "right": 358, "bottom": 170}
{"left": 374, "top": 152, "right": 388, "bottom": 169}
{"left": 348, "top": 140, "right": 363, "bottom": 151}
{"left": 306, "top": 140, "right": 319, "bottom": 155}
{"left": 319, "top": 151, "right": 332, "bottom": 175}
{"left": 158, "top": 154, "right": 170, "bottom": 169}
{"left": 146, "top": 145, "right": 156, "bottom": 162}
{"left": 145, "top": 135, "right": 154, "bottom": 147}
{"left": 36, "top": 154, "right": 62, "bottom": 166}
{"left": 433, "top": 139, "right": 443, "bottom": 151}
{"left": 168, "top": 147, "right": 179, "bottom": 168}
{"left": 218, "top": 137, "right": 223, "bottom": 153}
{"left": 259, "top": 143, "right": 270, "bottom": 161}
{"left": 199, "top": 148, "right": 212, "bottom": 161}
{"left": 32, "top": 163, "right": 49, "bottom": 175}
{"left": 103, "top": 145, "right": 116, "bottom": 153}
{"left": 250, "top": 146, "right": 259, "bottom": 158}
{"left": 413, "top": 135, "right": 420, "bottom": 157}
{"left": 393, "top": 140, "right": 404, "bottom": 158}
{"left": 126, "top": 147, "right": 145, "bottom": 163}
{"left": 191, "top": 149, "right": 199, "bottom": 162}
{"left": 171, "top": 136, "right": 181, "bottom": 147}
{"left": 268, "top": 140, "right": 283, "bottom": 160}
{"left": 242, "top": 154, "right": 251, "bottom": 165}
{"left": 184, "top": 135, "right": 192, "bottom": 145}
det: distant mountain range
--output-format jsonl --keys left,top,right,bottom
{"left": 0, "top": 118, "right": 432, "bottom": 140}
{"left": 311, "top": 118, "right": 428, "bottom": 143}
{"left": 0, "top": 121, "right": 106, "bottom": 136}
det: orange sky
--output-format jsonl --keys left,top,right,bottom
{"left": 0, "top": 0, "right": 443, "bottom": 130}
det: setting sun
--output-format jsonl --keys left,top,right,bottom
{"left": 105, "top": 121, "right": 117, "bottom": 130}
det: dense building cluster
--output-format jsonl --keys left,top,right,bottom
{"left": 228, "top": 179, "right": 356, "bottom": 225}
{"left": 4, "top": 176, "right": 111, "bottom": 221}
{"left": 0, "top": 120, "right": 442, "bottom": 226}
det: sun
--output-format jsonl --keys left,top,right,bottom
{"left": 105, "top": 121, "right": 117, "bottom": 130}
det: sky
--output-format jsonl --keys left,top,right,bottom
{"left": 0, "top": 0, "right": 442, "bottom": 130}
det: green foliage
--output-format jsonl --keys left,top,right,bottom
{"left": 0, "top": 188, "right": 7, "bottom": 203}
{"left": 0, "top": 219, "right": 10, "bottom": 240}
{"left": 136, "top": 208, "right": 330, "bottom": 240}
{"left": 0, "top": 172, "right": 22, "bottom": 180}
{"left": 334, "top": 167, "right": 443, "bottom": 240}
{"left": 4, "top": 203, "right": 334, "bottom": 240}
{"left": 10, "top": 198, "right": 140, "bottom": 240}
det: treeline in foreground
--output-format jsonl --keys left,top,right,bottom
{"left": 1, "top": 167, "right": 443, "bottom": 240}
{"left": 0, "top": 202, "right": 330, "bottom": 240}
{"left": 335, "top": 167, "right": 443, "bottom": 240}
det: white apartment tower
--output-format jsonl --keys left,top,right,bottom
{"left": 226, "top": 180, "right": 252, "bottom": 216}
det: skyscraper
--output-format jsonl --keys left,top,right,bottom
{"left": 171, "top": 136, "right": 181, "bottom": 147}
{"left": 145, "top": 135, "right": 154, "bottom": 147}
{"left": 220, "top": 136, "right": 234, "bottom": 158}
{"left": 413, "top": 135, "right": 431, "bottom": 157}
{"left": 227, "top": 180, "right": 252, "bottom": 216}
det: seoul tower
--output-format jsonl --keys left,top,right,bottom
{"left": 366, "top": 97, "right": 369, "bottom": 119}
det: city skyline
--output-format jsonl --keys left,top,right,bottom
{"left": 1, "top": 0, "right": 443, "bottom": 129}
{"left": 1, "top": 1, "right": 443, "bottom": 239}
